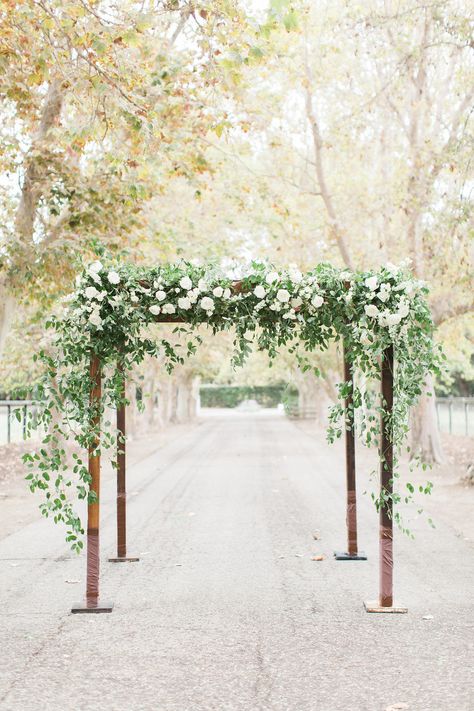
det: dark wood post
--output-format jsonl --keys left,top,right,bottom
{"left": 364, "top": 345, "right": 406, "bottom": 613}
{"left": 334, "top": 341, "right": 366, "bottom": 560}
{"left": 108, "top": 362, "right": 139, "bottom": 563}
{"left": 72, "top": 354, "right": 113, "bottom": 613}
{"left": 380, "top": 344, "right": 394, "bottom": 606}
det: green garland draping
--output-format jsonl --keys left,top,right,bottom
{"left": 24, "top": 260, "right": 440, "bottom": 550}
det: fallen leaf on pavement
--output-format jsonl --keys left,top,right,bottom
{"left": 385, "top": 704, "right": 409, "bottom": 711}
{"left": 65, "top": 579, "right": 80, "bottom": 584}
{"left": 311, "top": 555, "right": 325, "bottom": 561}
{"left": 312, "top": 531, "right": 321, "bottom": 540}
{"left": 422, "top": 614, "right": 434, "bottom": 620}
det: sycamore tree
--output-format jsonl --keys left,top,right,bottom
{"left": 0, "top": 0, "right": 252, "bottom": 356}
{"left": 192, "top": 0, "right": 473, "bottom": 462}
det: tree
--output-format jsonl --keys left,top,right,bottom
{"left": 193, "top": 0, "right": 473, "bottom": 462}
{"left": 0, "top": 0, "right": 250, "bottom": 356}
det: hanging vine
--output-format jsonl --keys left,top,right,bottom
{"left": 24, "top": 259, "right": 441, "bottom": 550}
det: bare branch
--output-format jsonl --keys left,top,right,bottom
{"left": 303, "top": 55, "right": 354, "bottom": 270}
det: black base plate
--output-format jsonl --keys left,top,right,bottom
{"left": 71, "top": 600, "right": 114, "bottom": 614}
{"left": 334, "top": 551, "right": 367, "bottom": 560}
{"left": 108, "top": 556, "right": 140, "bottom": 563}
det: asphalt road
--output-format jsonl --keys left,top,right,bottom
{"left": 0, "top": 412, "right": 473, "bottom": 711}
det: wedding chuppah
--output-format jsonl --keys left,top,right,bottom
{"left": 24, "top": 260, "right": 438, "bottom": 614}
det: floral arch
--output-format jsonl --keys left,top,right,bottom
{"left": 26, "top": 259, "right": 439, "bottom": 614}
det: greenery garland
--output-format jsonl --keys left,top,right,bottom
{"left": 24, "top": 259, "right": 441, "bottom": 551}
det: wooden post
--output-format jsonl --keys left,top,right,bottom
{"left": 72, "top": 354, "right": 113, "bottom": 613}
{"left": 334, "top": 342, "right": 366, "bottom": 560}
{"left": 108, "top": 362, "right": 139, "bottom": 563}
{"left": 364, "top": 345, "right": 407, "bottom": 613}
{"left": 380, "top": 344, "right": 394, "bottom": 606}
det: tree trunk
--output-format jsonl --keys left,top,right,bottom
{"left": 0, "top": 279, "right": 15, "bottom": 359}
{"left": 0, "top": 80, "right": 64, "bottom": 357}
{"left": 294, "top": 369, "right": 331, "bottom": 423}
{"left": 157, "top": 378, "right": 173, "bottom": 426}
{"left": 410, "top": 374, "right": 444, "bottom": 464}
{"left": 143, "top": 362, "right": 157, "bottom": 432}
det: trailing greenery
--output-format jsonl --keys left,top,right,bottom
{"left": 24, "top": 259, "right": 441, "bottom": 550}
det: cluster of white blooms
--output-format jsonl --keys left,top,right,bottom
{"left": 78, "top": 261, "right": 125, "bottom": 329}
{"left": 74, "top": 259, "right": 420, "bottom": 340}
{"left": 363, "top": 270, "right": 414, "bottom": 329}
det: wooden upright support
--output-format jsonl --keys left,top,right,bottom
{"left": 108, "top": 362, "right": 139, "bottom": 563}
{"left": 334, "top": 341, "right": 366, "bottom": 561}
{"left": 364, "top": 345, "right": 407, "bottom": 613}
{"left": 72, "top": 354, "right": 113, "bottom": 613}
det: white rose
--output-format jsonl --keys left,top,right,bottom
{"left": 289, "top": 268, "right": 303, "bottom": 283}
{"left": 265, "top": 271, "right": 279, "bottom": 284}
{"left": 365, "top": 304, "right": 379, "bottom": 317}
{"left": 130, "top": 294, "right": 139, "bottom": 303}
{"left": 188, "top": 289, "right": 199, "bottom": 303}
{"left": 378, "top": 290, "right": 390, "bottom": 303}
{"left": 254, "top": 285, "right": 266, "bottom": 299}
{"left": 394, "top": 281, "right": 412, "bottom": 294}
{"left": 312, "top": 295, "right": 324, "bottom": 308}
{"left": 213, "top": 286, "right": 224, "bottom": 297}
{"left": 244, "top": 330, "right": 254, "bottom": 341}
{"left": 107, "top": 271, "right": 120, "bottom": 285}
{"left": 398, "top": 300, "right": 410, "bottom": 318}
{"left": 223, "top": 288, "right": 231, "bottom": 299}
{"left": 88, "top": 270, "right": 102, "bottom": 285}
{"left": 291, "top": 296, "right": 302, "bottom": 308}
{"left": 385, "top": 313, "right": 402, "bottom": 326}
{"left": 149, "top": 305, "right": 161, "bottom": 315}
{"left": 88, "top": 310, "right": 102, "bottom": 327}
{"left": 365, "top": 276, "right": 378, "bottom": 291}
{"left": 385, "top": 262, "right": 399, "bottom": 275}
{"left": 85, "top": 286, "right": 99, "bottom": 299}
{"left": 276, "top": 289, "right": 290, "bottom": 303}
{"left": 178, "top": 297, "right": 191, "bottom": 310}
{"left": 340, "top": 271, "right": 352, "bottom": 281}
{"left": 198, "top": 279, "right": 208, "bottom": 291}
{"left": 162, "top": 303, "right": 176, "bottom": 314}
{"left": 88, "top": 260, "right": 103, "bottom": 273}
{"left": 200, "top": 296, "right": 214, "bottom": 311}
{"left": 155, "top": 290, "right": 166, "bottom": 301}
{"left": 96, "top": 291, "right": 107, "bottom": 301}
{"left": 179, "top": 276, "right": 193, "bottom": 290}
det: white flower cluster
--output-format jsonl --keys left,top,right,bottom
{"left": 79, "top": 261, "right": 122, "bottom": 329}
{"left": 75, "top": 259, "right": 418, "bottom": 338}
{"left": 363, "top": 273, "right": 413, "bottom": 328}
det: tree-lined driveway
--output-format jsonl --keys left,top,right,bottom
{"left": 0, "top": 412, "right": 473, "bottom": 711}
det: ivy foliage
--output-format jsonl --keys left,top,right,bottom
{"left": 24, "top": 259, "right": 441, "bottom": 550}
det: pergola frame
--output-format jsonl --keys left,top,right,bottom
{"left": 72, "top": 327, "right": 405, "bottom": 614}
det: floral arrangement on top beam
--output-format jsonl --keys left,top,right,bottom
{"left": 24, "top": 259, "right": 441, "bottom": 550}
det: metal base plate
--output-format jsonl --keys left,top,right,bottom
{"left": 334, "top": 551, "right": 367, "bottom": 560}
{"left": 108, "top": 556, "right": 140, "bottom": 563}
{"left": 71, "top": 600, "right": 114, "bottom": 614}
{"left": 364, "top": 600, "right": 408, "bottom": 614}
